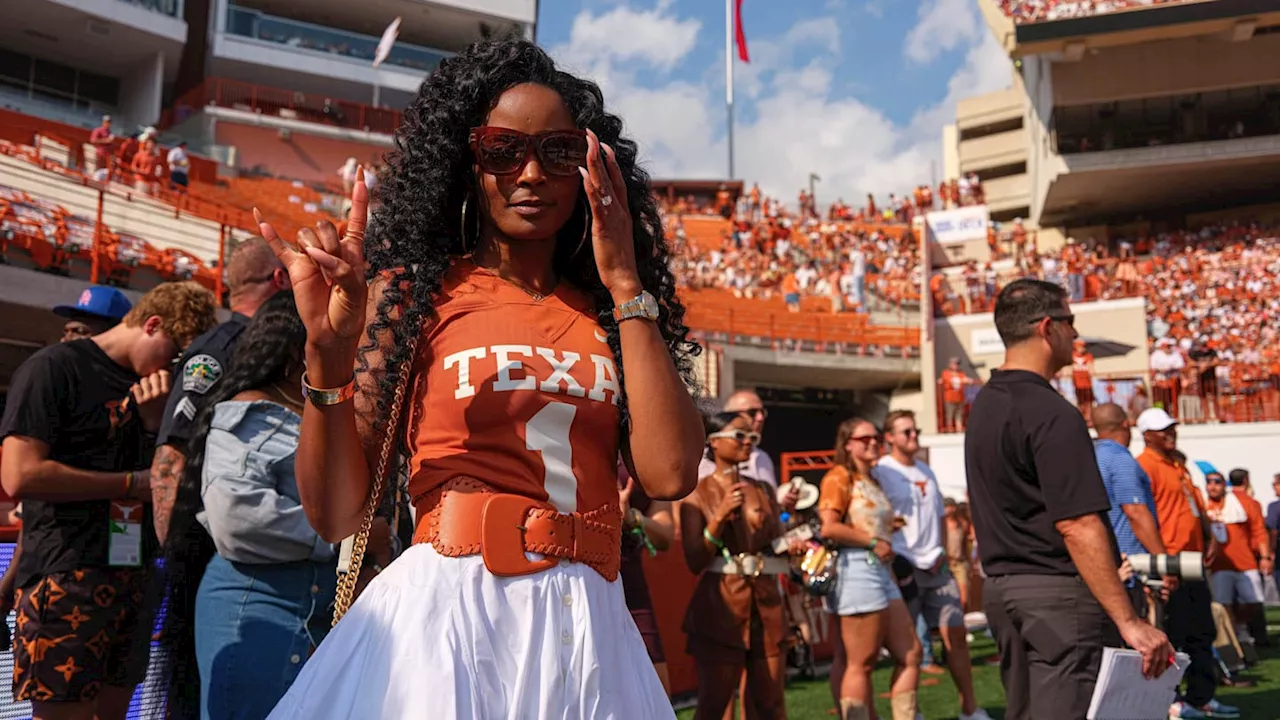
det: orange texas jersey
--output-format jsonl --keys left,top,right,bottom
{"left": 407, "top": 260, "right": 622, "bottom": 516}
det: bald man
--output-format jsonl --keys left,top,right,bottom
{"left": 149, "top": 237, "right": 289, "bottom": 546}
{"left": 698, "top": 389, "right": 778, "bottom": 487}
{"left": 1092, "top": 402, "right": 1169, "bottom": 621}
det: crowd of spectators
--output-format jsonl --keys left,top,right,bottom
{"left": 661, "top": 175, "right": 985, "bottom": 314}
{"left": 935, "top": 220, "right": 1280, "bottom": 429}
{"left": 999, "top": 0, "right": 1198, "bottom": 25}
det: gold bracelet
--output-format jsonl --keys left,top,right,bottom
{"left": 301, "top": 371, "right": 356, "bottom": 407}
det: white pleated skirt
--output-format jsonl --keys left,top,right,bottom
{"left": 265, "top": 543, "right": 675, "bottom": 720}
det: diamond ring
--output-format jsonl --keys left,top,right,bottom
{"left": 601, "top": 195, "right": 613, "bottom": 207}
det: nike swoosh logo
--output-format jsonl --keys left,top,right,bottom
{"left": 594, "top": 330, "right": 608, "bottom": 342}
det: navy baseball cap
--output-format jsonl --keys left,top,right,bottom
{"left": 53, "top": 286, "right": 133, "bottom": 322}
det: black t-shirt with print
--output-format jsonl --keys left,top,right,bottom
{"left": 0, "top": 339, "right": 158, "bottom": 589}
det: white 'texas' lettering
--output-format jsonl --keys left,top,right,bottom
{"left": 492, "top": 345, "right": 537, "bottom": 392}
{"left": 588, "top": 354, "right": 620, "bottom": 405}
{"left": 440, "top": 345, "right": 618, "bottom": 405}
{"left": 536, "top": 348, "right": 585, "bottom": 397}
{"left": 443, "top": 347, "right": 488, "bottom": 399}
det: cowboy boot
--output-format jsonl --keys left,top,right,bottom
{"left": 839, "top": 698, "right": 870, "bottom": 720}
{"left": 890, "top": 691, "right": 918, "bottom": 720}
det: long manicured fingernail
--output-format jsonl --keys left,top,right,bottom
{"left": 252, "top": 207, "right": 263, "bottom": 224}
{"left": 579, "top": 167, "right": 589, "bottom": 181}
{"left": 356, "top": 165, "right": 365, "bottom": 183}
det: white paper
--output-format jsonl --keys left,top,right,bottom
{"left": 1087, "top": 647, "right": 1190, "bottom": 720}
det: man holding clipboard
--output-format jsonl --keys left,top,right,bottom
{"left": 965, "top": 279, "right": 1173, "bottom": 720}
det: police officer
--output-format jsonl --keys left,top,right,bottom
{"left": 148, "top": 237, "right": 289, "bottom": 546}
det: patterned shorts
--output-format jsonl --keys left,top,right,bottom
{"left": 12, "top": 567, "right": 151, "bottom": 703}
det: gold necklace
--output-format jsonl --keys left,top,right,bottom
{"left": 476, "top": 264, "right": 556, "bottom": 301}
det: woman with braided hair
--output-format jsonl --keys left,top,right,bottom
{"left": 254, "top": 36, "right": 704, "bottom": 719}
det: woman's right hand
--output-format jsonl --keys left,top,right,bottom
{"left": 713, "top": 482, "right": 749, "bottom": 525}
{"left": 255, "top": 167, "right": 370, "bottom": 368}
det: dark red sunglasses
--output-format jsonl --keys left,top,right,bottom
{"left": 468, "top": 126, "right": 588, "bottom": 177}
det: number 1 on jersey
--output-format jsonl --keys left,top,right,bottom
{"left": 526, "top": 401, "right": 579, "bottom": 513}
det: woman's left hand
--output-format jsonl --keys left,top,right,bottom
{"left": 580, "top": 129, "right": 641, "bottom": 300}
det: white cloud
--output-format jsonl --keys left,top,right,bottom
{"left": 905, "top": 0, "right": 982, "bottom": 65}
{"left": 555, "top": 3, "right": 699, "bottom": 73}
{"left": 550, "top": 1, "right": 1010, "bottom": 205}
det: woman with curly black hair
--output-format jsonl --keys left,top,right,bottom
{"left": 254, "top": 36, "right": 704, "bottom": 718}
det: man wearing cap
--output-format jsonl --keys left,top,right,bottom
{"left": 0, "top": 287, "right": 135, "bottom": 649}
{"left": 877, "top": 408, "right": 989, "bottom": 720}
{"left": 148, "top": 237, "right": 288, "bottom": 546}
{"left": 1136, "top": 408, "right": 1236, "bottom": 719}
{"left": 0, "top": 282, "right": 216, "bottom": 720}
{"left": 54, "top": 285, "right": 133, "bottom": 342}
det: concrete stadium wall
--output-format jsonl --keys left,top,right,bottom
{"left": 1052, "top": 32, "right": 1280, "bottom": 107}
{"left": 922, "top": 421, "right": 1280, "bottom": 507}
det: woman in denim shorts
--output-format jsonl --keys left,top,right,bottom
{"left": 817, "top": 418, "right": 921, "bottom": 720}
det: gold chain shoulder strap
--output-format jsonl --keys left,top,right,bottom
{"left": 332, "top": 333, "right": 420, "bottom": 624}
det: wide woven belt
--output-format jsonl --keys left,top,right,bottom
{"left": 413, "top": 477, "right": 622, "bottom": 581}
{"left": 706, "top": 554, "right": 790, "bottom": 577}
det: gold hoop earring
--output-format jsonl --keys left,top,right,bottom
{"left": 459, "top": 194, "right": 475, "bottom": 255}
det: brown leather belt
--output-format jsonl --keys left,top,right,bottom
{"left": 413, "top": 477, "right": 622, "bottom": 581}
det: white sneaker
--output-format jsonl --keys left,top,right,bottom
{"left": 960, "top": 710, "right": 992, "bottom": 720}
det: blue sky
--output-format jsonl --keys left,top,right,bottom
{"left": 536, "top": 0, "right": 1012, "bottom": 204}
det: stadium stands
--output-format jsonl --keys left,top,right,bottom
{"left": 998, "top": 0, "right": 1205, "bottom": 24}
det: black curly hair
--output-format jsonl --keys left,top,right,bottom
{"left": 156, "top": 291, "right": 306, "bottom": 718}
{"left": 361, "top": 36, "right": 700, "bottom": 443}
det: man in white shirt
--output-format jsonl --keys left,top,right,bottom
{"left": 876, "top": 409, "right": 990, "bottom": 720}
{"left": 166, "top": 141, "right": 190, "bottom": 190}
{"left": 697, "top": 389, "right": 778, "bottom": 487}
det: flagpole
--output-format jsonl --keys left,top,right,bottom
{"left": 725, "top": 0, "right": 735, "bottom": 180}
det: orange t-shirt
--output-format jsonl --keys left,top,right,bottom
{"left": 1202, "top": 489, "right": 1267, "bottom": 572}
{"left": 940, "top": 369, "right": 966, "bottom": 404}
{"left": 1137, "top": 448, "right": 1205, "bottom": 554}
{"left": 405, "top": 260, "right": 621, "bottom": 516}
{"left": 1072, "top": 352, "right": 1094, "bottom": 388}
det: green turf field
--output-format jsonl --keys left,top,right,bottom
{"left": 677, "top": 608, "right": 1280, "bottom": 719}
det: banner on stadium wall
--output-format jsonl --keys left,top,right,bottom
{"left": 970, "top": 327, "right": 1004, "bottom": 355}
{"left": 925, "top": 205, "right": 989, "bottom": 245}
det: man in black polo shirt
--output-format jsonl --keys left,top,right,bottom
{"left": 148, "top": 237, "right": 288, "bottom": 546}
{"left": 965, "top": 278, "right": 1171, "bottom": 720}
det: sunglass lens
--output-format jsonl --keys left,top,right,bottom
{"left": 478, "top": 133, "right": 526, "bottom": 174}
{"left": 540, "top": 134, "right": 587, "bottom": 175}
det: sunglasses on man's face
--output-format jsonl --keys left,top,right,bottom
{"left": 469, "top": 127, "right": 588, "bottom": 177}
{"left": 708, "top": 429, "right": 761, "bottom": 445}
{"left": 1206, "top": 477, "right": 1225, "bottom": 485}
{"left": 1032, "top": 313, "right": 1076, "bottom": 328}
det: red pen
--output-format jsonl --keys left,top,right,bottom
{"left": 1168, "top": 653, "right": 1177, "bottom": 667}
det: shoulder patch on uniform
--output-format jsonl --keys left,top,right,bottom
{"left": 182, "top": 354, "right": 223, "bottom": 395}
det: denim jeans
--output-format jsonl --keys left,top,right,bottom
{"left": 916, "top": 607, "right": 935, "bottom": 667}
{"left": 195, "top": 554, "right": 337, "bottom": 720}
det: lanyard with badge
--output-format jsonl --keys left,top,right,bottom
{"left": 109, "top": 471, "right": 144, "bottom": 567}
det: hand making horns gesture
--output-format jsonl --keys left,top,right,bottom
{"left": 253, "top": 167, "right": 369, "bottom": 358}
